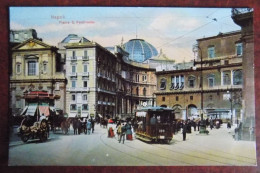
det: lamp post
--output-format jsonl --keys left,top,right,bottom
{"left": 192, "top": 44, "right": 204, "bottom": 120}
{"left": 227, "top": 90, "right": 233, "bottom": 125}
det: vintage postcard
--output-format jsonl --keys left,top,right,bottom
{"left": 8, "top": 7, "right": 256, "bottom": 166}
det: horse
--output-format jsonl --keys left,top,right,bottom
{"left": 60, "top": 118, "right": 71, "bottom": 135}
{"left": 100, "top": 118, "right": 108, "bottom": 128}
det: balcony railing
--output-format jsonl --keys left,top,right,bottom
{"left": 82, "top": 72, "right": 89, "bottom": 77}
{"left": 68, "top": 72, "right": 77, "bottom": 77}
{"left": 82, "top": 56, "right": 89, "bottom": 60}
{"left": 80, "top": 87, "right": 90, "bottom": 92}
{"left": 70, "top": 56, "right": 77, "bottom": 61}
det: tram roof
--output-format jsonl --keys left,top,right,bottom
{"left": 136, "top": 107, "right": 173, "bottom": 111}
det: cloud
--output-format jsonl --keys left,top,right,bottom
{"left": 149, "top": 12, "right": 202, "bottom": 33}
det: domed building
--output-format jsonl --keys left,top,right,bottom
{"left": 123, "top": 39, "right": 159, "bottom": 63}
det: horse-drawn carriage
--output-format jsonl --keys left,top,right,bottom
{"left": 19, "top": 117, "right": 48, "bottom": 143}
{"left": 49, "top": 110, "right": 71, "bottom": 134}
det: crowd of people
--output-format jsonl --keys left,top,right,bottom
{"left": 72, "top": 117, "right": 95, "bottom": 135}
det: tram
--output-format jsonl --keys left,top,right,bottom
{"left": 134, "top": 107, "right": 175, "bottom": 143}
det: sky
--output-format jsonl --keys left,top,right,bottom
{"left": 10, "top": 7, "right": 241, "bottom": 63}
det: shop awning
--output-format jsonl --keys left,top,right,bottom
{"left": 39, "top": 106, "right": 50, "bottom": 117}
{"left": 20, "top": 106, "right": 28, "bottom": 115}
{"left": 136, "top": 112, "right": 147, "bottom": 117}
{"left": 26, "top": 105, "right": 37, "bottom": 116}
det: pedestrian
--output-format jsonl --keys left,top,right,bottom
{"left": 125, "top": 121, "right": 133, "bottom": 140}
{"left": 87, "top": 119, "right": 92, "bottom": 135}
{"left": 197, "top": 120, "right": 200, "bottom": 131}
{"left": 119, "top": 123, "right": 126, "bottom": 144}
{"left": 116, "top": 121, "right": 122, "bottom": 140}
{"left": 73, "top": 118, "right": 78, "bottom": 135}
{"left": 193, "top": 120, "right": 196, "bottom": 131}
{"left": 77, "top": 119, "right": 82, "bottom": 135}
{"left": 91, "top": 117, "right": 95, "bottom": 133}
{"left": 210, "top": 118, "right": 214, "bottom": 130}
{"left": 182, "top": 121, "right": 187, "bottom": 141}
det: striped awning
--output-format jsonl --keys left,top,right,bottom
{"left": 26, "top": 105, "right": 37, "bottom": 116}
{"left": 20, "top": 106, "right": 28, "bottom": 115}
{"left": 39, "top": 106, "right": 50, "bottom": 117}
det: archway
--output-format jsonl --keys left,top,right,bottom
{"left": 187, "top": 104, "right": 198, "bottom": 119}
{"left": 172, "top": 104, "right": 182, "bottom": 119}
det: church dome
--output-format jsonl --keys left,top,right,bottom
{"left": 123, "top": 39, "right": 158, "bottom": 62}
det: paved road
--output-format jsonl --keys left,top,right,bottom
{"left": 8, "top": 123, "right": 257, "bottom": 166}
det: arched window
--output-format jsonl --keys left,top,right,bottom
{"left": 188, "top": 76, "right": 196, "bottom": 88}
{"left": 233, "top": 70, "right": 243, "bottom": 85}
{"left": 143, "top": 88, "right": 146, "bottom": 96}
{"left": 207, "top": 74, "right": 215, "bottom": 87}
{"left": 223, "top": 71, "right": 231, "bottom": 85}
{"left": 160, "top": 78, "right": 166, "bottom": 90}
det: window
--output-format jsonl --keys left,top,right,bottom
{"left": 209, "top": 95, "right": 213, "bottom": 101}
{"left": 136, "top": 87, "right": 139, "bottom": 96}
{"left": 176, "top": 96, "right": 179, "bottom": 101}
{"left": 84, "top": 65, "right": 88, "bottom": 72}
{"left": 170, "top": 76, "right": 175, "bottom": 89}
{"left": 223, "top": 71, "right": 231, "bottom": 85}
{"left": 160, "top": 79, "right": 166, "bottom": 90}
{"left": 136, "top": 74, "right": 139, "bottom": 82}
{"left": 82, "top": 104, "right": 89, "bottom": 110}
{"left": 16, "top": 63, "right": 21, "bottom": 74}
{"left": 224, "top": 60, "right": 229, "bottom": 65}
{"left": 180, "top": 75, "right": 184, "bottom": 89}
{"left": 188, "top": 76, "right": 196, "bottom": 88}
{"left": 143, "top": 88, "right": 146, "bottom": 96}
{"left": 233, "top": 70, "right": 243, "bottom": 85}
{"left": 28, "top": 61, "right": 36, "bottom": 75}
{"left": 72, "top": 65, "right": 76, "bottom": 73}
{"left": 142, "top": 75, "right": 147, "bottom": 82}
{"left": 72, "top": 51, "right": 76, "bottom": 58}
{"left": 82, "top": 95, "right": 87, "bottom": 101}
{"left": 162, "top": 97, "right": 165, "bottom": 102}
{"left": 71, "top": 94, "right": 76, "bottom": 101}
{"left": 190, "top": 96, "right": 193, "bottom": 101}
{"left": 70, "top": 104, "right": 77, "bottom": 110}
{"left": 72, "top": 81, "right": 76, "bottom": 88}
{"left": 208, "top": 46, "right": 215, "bottom": 58}
{"left": 236, "top": 43, "right": 243, "bottom": 56}
{"left": 84, "top": 50, "right": 88, "bottom": 57}
{"left": 43, "top": 63, "right": 47, "bottom": 73}
{"left": 207, "top": 74, "right": 215, "bottom": 88}
{"left": 83, "top": 81, "right": 88, "bottom": 88}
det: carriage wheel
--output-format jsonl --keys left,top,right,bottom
{"left": 21, "top": 134, "right": 29, "bottom": 143}
{"left": 40, "top": 131, "right": 48, "bottom": 142}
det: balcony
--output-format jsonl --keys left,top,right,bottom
{"left": 68, "top": 72, "right": 77, "bottom": 77}
{"left": 80, "top": 87, "right": 90, "bottom": 92}
{"left": 68, "top": 87, "right": 77, "bottom": 92}
{"left": 70, "top": 56, "right": 77, "bottom": 61}
{"left": 98, "top": 101, "right": 103, "bottom": 105}
{"left": 97, "top": 88, "right": 116, "bottom": 95}
{"left": 82, "top": 72, "right": 89, "bottom": 77}
{"left": 82, "top": 56, "right": 89, "bottom": 61}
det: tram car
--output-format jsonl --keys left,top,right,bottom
{"left": 134, "top": 107, "right": 175, "bottom": 143}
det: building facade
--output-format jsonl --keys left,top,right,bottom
{"left": 10, "top": 38, "right": 66, "bottom": 115}
{"left": 232, "top": 8, "right": 254, "bottom": 140}
{"left": 156, "top": 31, "right": 243, "bottom": 122}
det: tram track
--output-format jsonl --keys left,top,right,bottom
{"left": 99, "top": 133, "right": 194, "bottom": 166}
{"left": 150, "top": 134, "right": 256, "bottom": 166}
